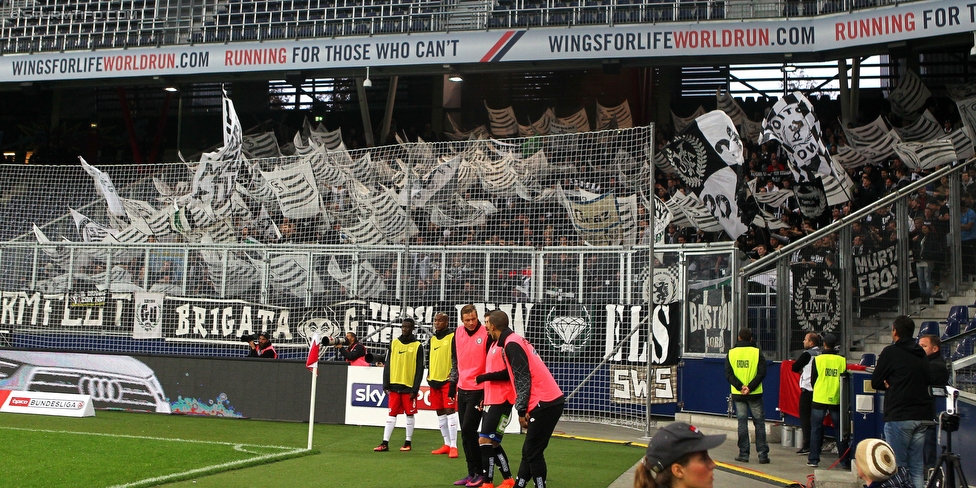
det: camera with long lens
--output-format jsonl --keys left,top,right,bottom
{"left": 240, "top": 333, "right": 259, "bottom": 343}
{"left": 321, "top": 336, "right": 350, "bottom": 347}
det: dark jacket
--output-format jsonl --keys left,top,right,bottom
{"left": 927, "top": 352, "right": 950, "bottom": 387}
{"left": 725, "top": 339, "right": 767, "bottom": 400}
{"left": 872, "top": 338, "right": 932, "bottom": 422}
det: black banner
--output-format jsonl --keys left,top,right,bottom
{"left": 685, "top": 284, "right": 733, "bottom": 354}
{"left": 791, "top": 265, "right": 842, "bottom": 351}
{"left": 854, "top": 245, "right": 908, "bottom": 302}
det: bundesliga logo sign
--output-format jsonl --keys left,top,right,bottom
{"left": 10, "top": 396, "right": 85, "bottom": 410}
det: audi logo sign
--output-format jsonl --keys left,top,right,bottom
{"left": 77, "top": 377, "right": 125, "bottom": 403}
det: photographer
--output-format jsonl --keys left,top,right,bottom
{"left": 335, "top": 332, "right": 370, "bottom": 366}
{"left": 245, "top": 332, "right": 277, "bottom": 359}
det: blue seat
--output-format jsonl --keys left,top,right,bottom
{"left": 944, "top": 319, "right": 962, "bottom": 339}
{"left": 950, "top": 318, "right": 976, "bottom": 360}
{"left": 948, "top": 305, "right": 970, "bottom": 324}
{"left": 858, "top": 353, "right": 876, "bottom": 367}
{"left": 918, "top": 321, "right": 940, "bottom": 339}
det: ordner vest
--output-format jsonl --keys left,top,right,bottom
{"left": 728, "top": 346, "right": 762, "bottom": 395}
{"left": 389, "top": 340, "right": 421, "bottom": 388}
{"left": 456, "top": 325, "right": 488, "bottom": 391}
{"left": 504, "top": 333, "right": 562, "bottom": 412}
{"left": 428, "top": 332, "right": 455, "bottom": 382}
{"left": 485, "top": 340, "right": 516, "bottom": 405}
{"left": 813, "top": 353, "right": 846, "bottom": 405}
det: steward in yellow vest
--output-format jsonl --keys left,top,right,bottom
{"left": 724, "top": 328, "right": 770, "bottom": 463}
{"left": 811, "top": 349, "right": 846, "bottom": 407}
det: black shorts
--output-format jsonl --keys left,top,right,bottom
{"left": 479, "top": 402, "right": 514, "bottom": 442}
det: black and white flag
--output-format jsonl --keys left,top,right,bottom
{"left": 894, "top": 139, "right": 957, "bottom": 170}
{"left": 69, "top": 208, "right": 117, "bottom": 242}
{"left": 260, "top": 161, "right": 323, "bottom": 220}
{"left": 597, "top": 101, "right": 633, "bottom": 130}
{"left": 662, "top": 110, "right": 753, "bottom": 239}
{"left": 888, "top": 70, "right": 930, "bottom": 120}
{"left": 759, "top": 92, "right": 832, "bottom": 183}
{"left": 894, "top": 110, "right": 944, "bottom": 142}
{"left": 327, "top": 256, "right": 388, "bottom": 299}
{"left": 843, "top": 116, "right": 891, "bottom": 148}
{"left": 78, "top": 156, "right": 125, "bottom": 217}
{"left": 242, "top": 131, "right": 282, "bottom": 160}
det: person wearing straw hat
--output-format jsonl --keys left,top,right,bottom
{"left": 634, "top": 422, "right": 726, "bottom": 488}
{"left": 855, "top": 439, "right": 913, "bottom": 488}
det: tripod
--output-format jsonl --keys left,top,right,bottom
{"left": 925, "top": 413, "right": 969, "bottom": 488}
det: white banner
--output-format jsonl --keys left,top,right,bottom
{"left": 0, "top": 0, "right": 969, "bottom": 83}
{"left": 344, "top": 366, "right": 521, "bottom": 433}
{"left": 132, "top": 292, "right": 164, "bottom": 339}
{"left": 0, "top": 390, "right": 95, "bottom": 417}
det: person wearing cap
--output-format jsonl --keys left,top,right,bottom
{"left": 855, "top": 439, "right": 913, "bottom": 488}
{"left": 807, "top": 333, "right": 849, "bottom": 469}
{"left": 246, "top": 332, "right": 277, "bottom": 359}
{"left": 634, "top": 422, "right": 726, "bottom": 488}
{"left": 725, "top": 328, "right": 769, "bottom": 464}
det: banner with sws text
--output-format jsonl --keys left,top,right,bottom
{"left": 0, "top": 0, "right": 970, "bottom": 83}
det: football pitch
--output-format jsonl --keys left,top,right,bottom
{"left": 1, "top": 410, "right": 643, "bottom": 487}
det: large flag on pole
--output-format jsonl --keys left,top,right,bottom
{"left": 661, "top": 110, "right": 754, "bottom": 239}
{"left": 759, "top": 91, "right": 833, "bottom": 183}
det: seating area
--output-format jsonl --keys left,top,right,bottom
{"left": 0, "top": 0, "right": 919, "bottom": 53}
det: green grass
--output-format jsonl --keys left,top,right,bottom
{"left": 1, "top": 411, "right": 642, "bottom": 488}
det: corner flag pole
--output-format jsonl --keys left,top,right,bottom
{"left": 306, "top": 334, "right": 321, "bottom": 450}
{"left": 307, "top": 364, "right": 318, "bottom": 450}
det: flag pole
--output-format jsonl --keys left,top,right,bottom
{"left": 307, "top": 364, "right": 318, "bottom": 450}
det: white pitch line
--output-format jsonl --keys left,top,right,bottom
{"left": 108, "top": 448, "right": 309, "bottom": 488}
{"left": 0, "top": 425, "right": 310, "bottom": 488}
{"left": 0, "top": 425, "right": 300, "bottom": 450}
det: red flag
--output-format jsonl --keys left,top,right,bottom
{"left": 306, "top": 337, "right": 320, "bottom": 371}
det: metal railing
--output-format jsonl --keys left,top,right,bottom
{"left": 0, "top": 0, "right": 921, "bottom": 54}
{"left": 737, "top": 157, "right": 976, "bottom": 360}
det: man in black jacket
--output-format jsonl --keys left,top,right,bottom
{"left": 872, "top": 316, "right": 933, "bottom": 488}
{"left": 919, "top": 334, "right": 951, "bottom": 475}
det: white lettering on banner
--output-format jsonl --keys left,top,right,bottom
{"left": 854, "top": 245, "right": 901, "bottom": 301}
{"left": 604, "top": 304, "right": 645, "bottom": 363}
{"left": 0, "top": 291, "right": 130, "bottom": 328}
{"left": 610, "top": 364, "right": 677, "bottom": 404}
{"left": 173, "top": 303, "right": 289, "bottom": 339}
{"left": 687, "top": 293, "right": 732, "bottom": 351}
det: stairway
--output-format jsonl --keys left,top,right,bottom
{"left": 851, "top": 281, "right": 976, "bottom": 359}
{"left": 444, "top": 0, "right": 491, "bottom": 30}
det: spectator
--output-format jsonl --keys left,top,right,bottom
{"left": 871, "top": 315, "right": 933, "bottom": 488}
{"left": 725, "top": 328, "right": 770, "bottom": 464}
